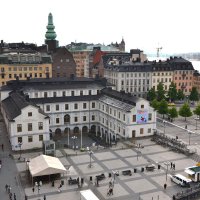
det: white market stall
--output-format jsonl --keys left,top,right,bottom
{"left": 29, "top": 154, "right": 67, "bottom": 185}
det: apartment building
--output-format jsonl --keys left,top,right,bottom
{"left": 0, "top": 52, "right": 52, "bottom": 86}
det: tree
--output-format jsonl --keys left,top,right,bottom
{"left": 193, "top": 104, "right": 200, "bottom": 118}
{"left": 151, "top": 99, "right": 159, "bottom": 110}
{"left": 158, "top": 99, "right": 168, "bottom": 118}
{"left": 156, "top": 82, "right": 165, "bottom": 101}
{"left": 177, "top": 89, "right": 185, "bottom": 100}
{"left": 167, "top": 82, "right": 177, "bottom": 102}
{"left": 179, "top": 103, "right": 192, "bottom": 121}
{"left": 189, "top": 87, "right": 199, "bottom": 102}
{"left": 147, "top": 88, "right": 156, "bottom": 101}
{"left": 168, "top": 107, "right": 178, "bottom": 122}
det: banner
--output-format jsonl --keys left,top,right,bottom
{"left": 136, "top": 110, "right": 148, "bottom": 124}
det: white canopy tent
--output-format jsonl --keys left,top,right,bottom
{"left": 29, "top": 155, "right": 67, "bottom": 177}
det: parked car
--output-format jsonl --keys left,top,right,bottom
{"left": 169, "top": 174, "right": 191, "bottom": 187}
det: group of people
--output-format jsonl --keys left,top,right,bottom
{"left": 171, "top": 162, "right": 176, "bottom": 170}
{"left": 5, "top": 184, "right": 16, "bottom": 200}
{"left": 107, "top": 180, "right": 114, "bottom": 196}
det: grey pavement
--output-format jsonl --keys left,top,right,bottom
{"left": 0, "top": 116, "right": 24, "bottom": 200}
{"left": 2, "top": 112, "right": 200, "bottom": 200}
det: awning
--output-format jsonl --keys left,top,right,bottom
{"left": 185, "top": 169, "right": 195, "bottom": 175}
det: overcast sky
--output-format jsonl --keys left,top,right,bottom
{"left": 1, "top": 0, "right": 200, "bottom": 54}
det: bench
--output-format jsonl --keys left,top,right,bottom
{"left": 122, "top": 170, "right": 132, "bottom": 176}
{"left": 68, "top": 179, "right": 78, "bottom": 185}
{"left": 146, "top": 164, "right": 155, "bottom": 171}
{"left": 96, "top": 173, "right": 105, "bottom": 181}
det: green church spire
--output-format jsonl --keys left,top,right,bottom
{"left": 45, "top": 13, "right": 57, "bottom": 40}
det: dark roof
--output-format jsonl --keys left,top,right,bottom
{"left": 104, "top": 57, "right": 194, "bottom": 72}
{"left": 106, "top": 63, "right": 152, "bottom": 72}
{"left": 1, "top": 77, "right": 108, "bottom": 91}
{"left": 101, "top": 88, "right": 142, "bottom": 106}
{"left": 30, "top": 95, "right": 100, "bottom": 104}
{"left": 1, "top": 91, "right": 48, "bottom": 120}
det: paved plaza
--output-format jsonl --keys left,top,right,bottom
{"left": 12, "top": 139, "right": 197, "bottom": 200}
{"left": 1, "top": 113, "right": 200, "bottom": 200}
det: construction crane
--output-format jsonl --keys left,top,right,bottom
{"left": 156, "top": 46, "right": 162, "bottom": 58}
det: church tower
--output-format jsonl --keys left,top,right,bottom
{"left": 45, "top": 13, "right": 59, "bottom": 52}
{"left": 119, "top": 37, "right": 125, "bottom": 52}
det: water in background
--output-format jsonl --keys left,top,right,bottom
{"left": 148, "top": 56, "right": 200, "bottom": 72}
{"left": 191, "top": 60, "right": 200, "bottom": 72}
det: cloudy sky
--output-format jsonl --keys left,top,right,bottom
{"left": 1, "top": 0, "right": 200, "bottom": 54}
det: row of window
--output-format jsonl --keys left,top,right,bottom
{"left": 174, "top": 71, "right": 193, "bottom": 75}
{"left": 1, "top": 73, "right": 44, "bottom": 79}
{"left": 121, "top": 73, "right": 150, "bottom": 78}
{"left": 153, "top": 72, "right": 172, "bottom": 76}
{"left": 0, "top": 66, "right": 49, "bottom": 72}
{"left": 132, "top": 128, "right": 151, "bottom": 135}
{"left": 17, "top": 122, "right": 43, "bottom": 132}
{"left": 55, "top": 115, "right": 95, "bottom": 124}
{"left": 46, "top": 102, "right": 96, "bottom": 112}
{"left": 153, "top": 78, "right": 172, "bottom": 83}
{"left": 121, "top": 79, "right": 150, "bottom": 85}
{"left": 121, "top": 86, "right": 149, "bottom": 93}
{"left": 35, "top": 90, "right": 99, "bottom": 98}
{"left": 18, "top": 135, "right": 43, "bottom": 143}
{"left": 174, "top": 76, "right": 192, "bottom": 80}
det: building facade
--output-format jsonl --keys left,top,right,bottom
{"left": 104, "top": 63, "right": 152, "bottom": 98}
{"left": 0, "top": 78, "right": 156, "bottom": 150}
{"left": 171, "top": 57, "right": 194, "bottom": 95}
{"left": 0, "top": 52, "right": 52, "bottom": 86}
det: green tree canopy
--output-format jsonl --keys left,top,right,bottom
{"left": 167, "top": 82, "right": 177, "bottom": 102}
{"left": 168, "top": 107, "right": 178, "bottom": 122}
{"left": 177, "top": 89, "right": 185, "bottom": 100}
{"left": 179, "top": 103, "right": 192, "bottom": 121}
{"left": 193, "top": 104, "right": 200, "bottom": 118}
{"left": 189, "top": 87, "right": 199, "bottom": 102}
{"left": 157, "top": 82, "right": 165, "bottom": 101}
{"left": 158, "top": 99, "right": 168, "bottom": 118}
{"left": 147, "top": 88, "right": 156, "bottom": 101}
{"left": 151, "top": 99, "right": 159, "bottom": 110}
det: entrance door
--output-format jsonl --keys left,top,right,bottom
{"left": 132, "top": 130, "right": 136, "bottom": 143}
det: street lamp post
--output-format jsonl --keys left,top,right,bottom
{"left": 164, "top": 161, "right": 170, "bottom": 181}
{"left": 71, "top": 136, "right": 77, "bottom": 151}
{"left": 163, "top": 120, "right": 166, "bottom": 134}
{"left": 35, "top": 181, "right": 42, "bottom": 194}
{"left": 88, "top": 149, "right": 93, "bottom": 168}
{"left": 188, "top": 131, "right": 191, "bottom": 145}
{"left": 195, "top": 117, "right": 199, "bottom": 130}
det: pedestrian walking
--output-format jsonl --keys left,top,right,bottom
{"left": 170, "top": 162, "right": 173, "bottom": 169}
{"left": 2, "top": 144, "right": 4, "bottom": 151}
{"left": 173, "top": 163, "right": 176, "bottom": 170}
{"left": 25, "top": 194, "right": 28, "bottom": 200}
{"left": 8, "top": 185, "right": 11, "bottom": 194}
{"left": 5, "top": 184, "right": 8, "bottom": 191}
{"left": 9, "top": 192, "right": 12, "bottom": 200}
{"left": 43, "top": 194, "right": 46, "bottom": 200}
{"left": 109, "top": 181, "right": 112, "bottom": 188}
{"left": 164, "top": 183, "right": 167, "bottom": 190}
{"left": 14, "top": 193, "right": 16, "bottom": 200}
{"left": 32, "top": 187, "right": 35, "bottom": 193}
